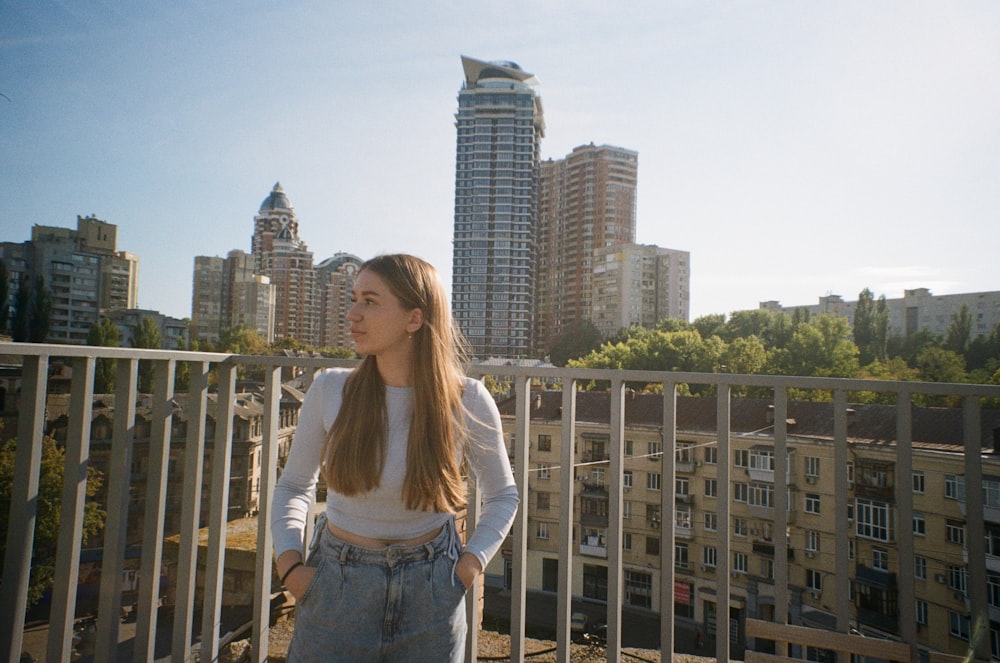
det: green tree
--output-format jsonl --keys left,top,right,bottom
{"left": 87, "top": 317, "right": 120, "bottom": 393}
{"left": 10, "top": 278, "right": 31, "bottom": 341}
{"left": 0, "top": 433, "right": 106, "bottom": 608}
{"left": 692, "top": 314, "right": 726, "bottom": 341}
{"left": 722, "top": 335, "right": 768, "bottom": 376}
{"left": 771, "top": 315, "right": 859, "bottom": 379}
{"left": 853, "top": 288, "right": 878, "bottom": 365}
{"left": 548, "top": 320, "right": 603, "bottom": 366}
{"left": 887, "top": 328, "right": 942, "bottom": 367}
{"left": 28, "top": 275, "right": 51, "bottom": 342}
{"left": 131, "top": 316, "right": 163, "bottom": 393}
{"left": 916, "top": 346, "right": 967, "bottom": 384}
{"left": 10, "top": 275, "right": 52, "bottom": 343}
{"left": 944, "top": 304, "right": 972, "bottom": 356}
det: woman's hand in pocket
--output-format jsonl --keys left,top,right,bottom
{"left": 284, "top": 565, "right": 317, "bottom": 601}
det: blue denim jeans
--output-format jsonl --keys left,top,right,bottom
{"left": 286, "top": 515, "right": 468, "bottom": 662}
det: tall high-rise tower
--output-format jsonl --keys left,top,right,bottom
{"left": 452, "top": 56, "right": 544, "bottom": 359}
{"left": 252, "top": 183, "right": 317, "bottom": 345}
{"left": 535, "top": 144, "right": 638, "bottom": 354}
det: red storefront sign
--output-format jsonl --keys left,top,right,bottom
{"left": 674, "top": 580, "right": 691, "bottom": 605}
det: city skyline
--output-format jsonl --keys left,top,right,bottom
{"left": 2, "top": 2, "right": 998, "bottom": 322}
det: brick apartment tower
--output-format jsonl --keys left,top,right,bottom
{"left": 534, "top": 144, "right": 638, "bottom": 354}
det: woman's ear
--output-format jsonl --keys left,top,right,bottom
{"left": 407, "top": 308, "right": 425, "bottom": 334}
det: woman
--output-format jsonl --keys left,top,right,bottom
{"left": 271, "top": 254, "right": 519, "bottom": 662}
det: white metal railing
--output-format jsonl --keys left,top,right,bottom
{"left": 2, "top": 341, "right": 999, "bottom": 663}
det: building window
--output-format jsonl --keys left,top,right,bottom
{"left": 647, "top": 472, "right": 661, "bottom": 491}
{"left": 583, "top": 564, "right": 608, "bottom": 602}
{"left": 537, "top": 492, "right": 550, "bottom": 510}
{"left": 704, "top": 478, "right": 718, "bottom": 497}
{"left": 807, "top": 569, "right": 822, "bottom": 592}
{"left": 646, "top": 536, "right": 660, "bottom": 556}
{"left": 704, "top": 512, "right": 717, "bottom": 532}
{"left": 623, "top": 500, "right": 632, "bottom": 519}
{"left": 734, "top": 483, "right": 748, "bottom": 503}
{"left": 704, "top": 446, "right": 718, "bottom": 465}
{"left": 622, "top": 532, "right": 632, "bottom": 551}
{"left": 675, "top": 542, "right": 689, "bottom": 570}
{"left": 912, "top": 470, "right": 925, "bottom": 494}
{"left": 625, "top": 570, "right": 652, "bottom": 609}
{"left": 856, "top": 499, "right": 893, "bottom": 541}
{"left": 648, "top": 441, "right": 662, "bottom": 461}
{"left": 733, "top": 517, "right": 748, "bottom": 537}
{"left": 915, "top": 555, "right": 927, "bottom": 580}
{"left": 623, "top": 471, "right": 633, "bottom": 491}
{"left": 805, "top": 530, "right": 820, "bottom": 553}
{"left": 988, "top": 574, "right": 1000, "bottom": 609}
{"left": 946, "top": 520, "right": 965, "bottom": 546}
{"left": 703, "top": 546, "right": 717, "bottom": 568}
{"left": 872, "top": 546, "right": 889, "bottom": 571}
{"left": 734, "top": 449, "right": 748, "bottom": 468}
{"left": 537, "top": 463, "right": 551, "bottom": 480}
{"left": 945, "top": 474, "right": 965, "bottom": 501}
{"left": 750, "top": 449, "right": 774, "bottom": 471}
{"left": 985, "top": 478, "right": 1000, "bottom": 508}
{"left": 750, "top": 482, "right": 775, "bottom": 508}
{"left": 913, "top": 512, "right": 926, "bottom": 536}
{"left": 624, "top": 440, "right": 634, "bottom": 457}
{"left": 676, "top": 443, "right": 692, "bottom": 464}
{"left": 804, "top": 456, "right": 820, "bottom": 478}
{"left": 949, "top": 611, "right": 971, "bottom": 640}
{"left": 916, "top": 599, "right": 928, "bottom": 625}
{"left": 805, "top": 493, "right": 821, "bottom": 514}
{"left": 537, "top": 434, "right": 551, "bottom": 452}
{"left": 949, "top": 565, "right": 967, "bottom": 594}
{"left": 762, "top": 559, "right": 774, "bottom": 580}
{"left": 536, "top": 522, "right": 549, "bottom": 540}
{"left": 734, "top": 552, "right": 748, "bottom": 574}
{"left": 675, "top": 477, "right": 689, "bottom": 497}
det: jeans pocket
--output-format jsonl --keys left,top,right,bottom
{"left": 297, "top": 556, "right": 328, "bottom": 606}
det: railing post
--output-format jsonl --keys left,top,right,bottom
{"left": 93, "top": 357, "right": 137, "bottom": 663}
{"left": 894, "top": 389, "right": 917, "bottom": 656}
{"left": 555, "top": 380, "right": 576, "bottom": 663}
{"left": 715, "top": 383, "right": 731, "bottom": 663}
{"left": 201, "top": 362, "right": 237, "bottom": 661}
{"left": 464, "top": 477, "right": 481, "bottom": 663}
{"left": 659, "top": 382, "right": 678, "bottom": 657}
{"left": 135, "top": 359, "right": 176, "bottom": 661}
{"left": 508, "top": 374, "right": 531, "bottom": 663}
{"left": 47, "top": 356, "right": 95, "bottom": 662}
{"left": 963, "top": 396, "right": 989, "bottom": 662}
{"left": 833, "top": 389, "right": 851, "bottom": 634}
{"left": 252, "top": 363, "right": 282, "bottom": 662}
{"left": 606, "top": 378, "right": 626, "bottom": 662}
{"left": 772, "top": 386, "right": 789, "bottom": 658}
{"left": 172, "top": 361, "right": 210, "bottom": 661}
{"left": 0, "top": 354, "right": 47, "bottom": 663}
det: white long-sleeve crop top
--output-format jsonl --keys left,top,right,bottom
{"left": 271, "top": 368, "right": 519, "bottom": 569}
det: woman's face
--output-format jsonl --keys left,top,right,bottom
{"left": 346, "top": 269, "right": 420, "bottom": 358}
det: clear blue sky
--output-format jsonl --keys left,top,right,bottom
{"left": 2, "top": 1, "right": 998, "bottom": 322}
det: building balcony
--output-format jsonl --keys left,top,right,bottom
{"left": 2, "top": 342, "right": 999, "bottom": 662}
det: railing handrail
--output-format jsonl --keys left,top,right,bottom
{"left": 2, "top": 341, "right": 998, "bottom": 663}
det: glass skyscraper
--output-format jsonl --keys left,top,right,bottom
{"left": 452, "top": 56, "right": 544, "bottom": 359}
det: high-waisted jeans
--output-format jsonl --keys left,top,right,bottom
{"left": 286, "top": 515, "right": 468, "bottom": 662}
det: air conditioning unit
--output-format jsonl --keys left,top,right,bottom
{"left": 810, "top": 590, "right": 820, "bottom": 599}
{"left": 954, "top": 591, "right": 966, "bottom": 601}
{"left": 806, "top": 476, "right": 817, "bottom": 484}
{"left": 935, "top": 574, "right": 946, "bottom": 584}
{"left": 731, "top": 570, "right": 739, "bottom": 578}
{"left": 805, "top": 551, "right": 815, "bottom": 558}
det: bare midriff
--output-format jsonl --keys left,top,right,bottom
{"left": 326, "top": 520, "right": 444, "bottom": 548}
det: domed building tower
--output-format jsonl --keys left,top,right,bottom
{"left": 251, "top": 183, "right": 318, "bottom": 345}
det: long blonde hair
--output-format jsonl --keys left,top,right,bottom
{"left": 321, "top": 254, "right": 469, "bottom": 512}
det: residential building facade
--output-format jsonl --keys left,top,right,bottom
{"left": 315, "top": 252, "right": 362, "bottom": 350}
{"left": 759, "top": 288, "right": 1000, "bottom": 339}
{"left": 492, "top": 390, "right": 1000, "bottom": 660}
{"left": 452, "top": 56, "right": 544, "bottom": 359}
{"left": 535, "top": 144, "right": 638, "bottom": 353}
{"left": 591, "top": 244, "right": 691, "bottom": 338}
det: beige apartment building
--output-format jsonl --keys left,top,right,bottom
{"left": 492, "top": 389, "right": 1000, "bottom": 659}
